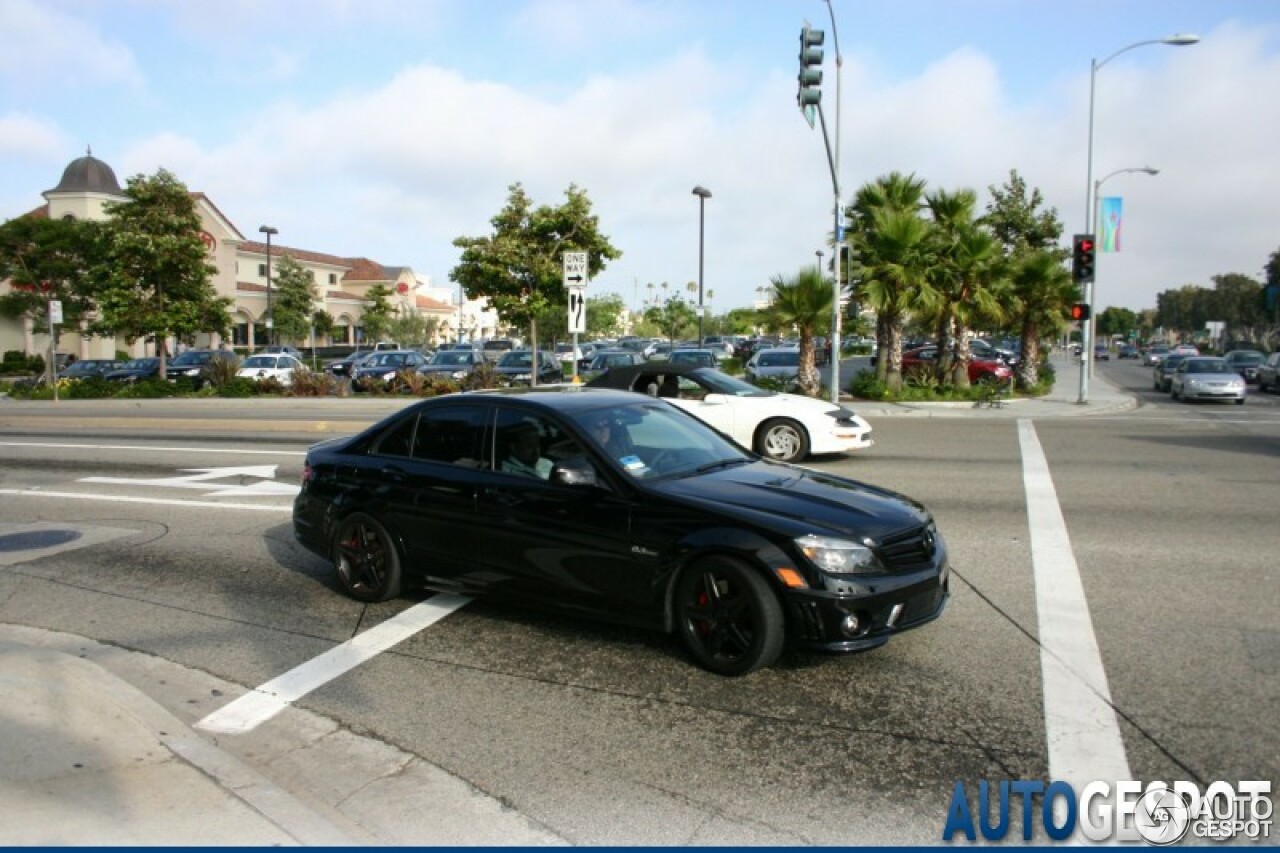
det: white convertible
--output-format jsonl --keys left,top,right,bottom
{"left": 587, "top": 364, "right": 872, "bottom": 463}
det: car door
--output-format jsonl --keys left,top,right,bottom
{"left": 365, "top": 403, "right": 490, "bottom": 586}
{"left": 473, "top": 406, "right": 652, "bottom": 619}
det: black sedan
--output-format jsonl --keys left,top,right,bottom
{"left": 350, "top": 350, "right": 430, "bottom": 390}
{"left": 293, "top": 388, "right": 948, "bottom": 676}
{"left": 58, "top": 359, "right": 122, "bottom": 380}
{"left": 104, "top": 357, "right": 161, "bottom": 383}
{"left": 494, "top": 349, "right": 563, "bottom": 385}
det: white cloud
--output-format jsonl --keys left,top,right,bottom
{"left": 0, "top": 0, "right": 141, "bottom": 89}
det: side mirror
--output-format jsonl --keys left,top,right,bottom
{"left": 552, "top": 459, "right": 598, "bottom": 487}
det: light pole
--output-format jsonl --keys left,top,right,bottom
{"left": 1078, "top": 32, "right": 1197, "bottom": 404}
{"left": 823, "top": 0, "right": 844, "bottom": 407}
{"left": 692, "top": 186, "right": 711, "bottom": 347}
{"left": 259, "top": 225, "right": 278, "bottom": 348}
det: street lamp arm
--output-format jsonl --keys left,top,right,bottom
{"left": 1096, "top": 33, "right": 1199, "bottom": 71}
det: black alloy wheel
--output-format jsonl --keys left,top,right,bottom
{"left": 333, "top": 513, "right": 402, "bottom": 602}
{"left": 676, "top": 556, "right": 784, "bottom": 676}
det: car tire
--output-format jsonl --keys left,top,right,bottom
{"left": 332, "top": 512, "right": 402, "bottom": 602}
{"left": 756, "top": 418, "right": 809, "bottom": 463}
{"left": 675, "top": 556, "right": 784, "bottom": 677}
{"left": 1235, "top": 397, "right": 1245, "bottom": 406}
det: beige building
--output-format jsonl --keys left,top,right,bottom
{"left": 1, "top": 151, "right": 500, "bottom": 359}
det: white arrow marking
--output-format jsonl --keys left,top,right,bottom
{"left": 81, "top": 465, "right": 298, "bottom": 497}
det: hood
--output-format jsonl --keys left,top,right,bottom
{"left": 651, "top": 460, "right": 930, "bottom": 542}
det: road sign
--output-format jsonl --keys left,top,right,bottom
{"left": 49, "top": 300, "right": 63, "bottom": 324}
{"left": 568, "top": 288, "right": 586, "bottom": 334}
{"left": 563, "top": 252, "right": 587, "bottom": 289}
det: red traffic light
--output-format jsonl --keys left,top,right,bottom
{"left": 1070, "top": 303, "right": 1091, "bottom": 321}
{"left": 1077, "top": 237, "right": 1094, "bottom": 253}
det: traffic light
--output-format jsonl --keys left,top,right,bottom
{"left": 1072, "top": 234, "right": 1096, "bottom": 284}
{"left": 1070, "top": 303, "right": 1091, "bottom": 322}
{"left": 797, "top": 27, "right": 824, "bottom": 128}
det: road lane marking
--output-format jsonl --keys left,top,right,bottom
{"left": 1018, "top": 419, "right": 1131, "bottom": 786}
{"left": 0, "top": 440, "right": 306, "bottom": 455}
{"left": 196, "top": 594, "right": 473, "bottom": 735}
{"left": 82, "top": 465, "right": 301, "bottom": 497}
{"left": 0, "top": 488, "right": 291, "bottom": 512}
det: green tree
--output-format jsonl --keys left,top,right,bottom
{"left": 93, "top": 169, "right": 230, "bottom": 377}
{"left": 981, "top": 170, "right": 1063, "bottom": 259}
{"left": 586, "top": 293, "right": 626, "bottom": 337}
{"left": 387, "top": 311, "right": 435, "bottom": 348}
{"left": 359, "top": 283, "right": 395, "bottom": 344}
{"left": 1096, "top": 306, "right": 1139, "bottom": 341}
{"left": 311, "top": 309, "right": 335, "bottom": 342}
{"left": 451, "top": 183, "right": 621, "bottom": 366}
{"left": 847, "top": 172, "right": 935, "bottom": 391}
{"left": 762, "top": 266, "right": 833, "bottom": 396}
{"left": 1009, "top": 251, "right": 1074, "bottom": 388}
{"left": 270, "top": 254, "right": 317, "bottom": 345}
{"left": 0, "top": 216, "right": 106, "bottom": 345}
{"left": 644, "top": 295, "right": 697, "bottom": 344}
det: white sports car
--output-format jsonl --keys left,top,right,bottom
{"left": 587, "top": 364, "right": 872, "bottom": 463}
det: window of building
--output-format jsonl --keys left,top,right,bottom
{"left": 258, "top": 263, "right": 267, "bottom": 277}
{"left": 329, "top": 273, "right": 338, "bottom": 284}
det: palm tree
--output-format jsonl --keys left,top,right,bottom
{"left": 763, "top": 266, "right": 832, "bottom": 396}
{"left": 1010, "top": 250, "right": 1074, "bottom": 389}
{"left": 847, "top": 172, "right": 935, "bottom": 391}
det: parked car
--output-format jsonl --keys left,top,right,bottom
{"left": 1258, "top": 352, "right": 1280, "bottom": 393}
{"left": 104, "top": 357, "right": 161, "bottom": 383}
{"left": 167, "top": 348, "right": 238, "bottom": 387}
{"left": 481, "top": 338, "right": 515, "bottom": 362}
{"left": 57, "top": 359, "right": 122, "bottom": 380}
{"left": 292, "top": 387, "right": 944, "bottom": 675}
{"left": 236, "top": 353, "right": 305, "bottom": 386}
{"left": 1152, "top": 353, "right": 1191, "bottom": 392}
{"left": 259, "top": 344, "right": 303, "bottom": 358}
{"left": 417, "top": 348, "right": 485, "bottom": 380}
{"left": 324, "top": 350, "right": 378, "bottom": 378}
{"left": 645, "top": 342, "right": 672, "bottom": 361}
{"left": 581, "top": 349, "right": 644, "bottom": 377}
{"left": 745, "top": 348, "right": 801, "bottom": 387}
{"left": 1221, "top": 349, "right": 1265, "bottom": 384}
{"left": 968, "top": 339, "right": 1016, "bottom": 366}
{"left": 1169, "top": 357, "right": 1247, "bottom": 405}
{"left": 668, "top": 349, "right": 718, "bottom": 368}
{"left": 587, "top": 363, "right": 873, "bottom": 463}
{"left": 351, "top": 350, "right": 430, "bottom": 390}
{"left": 1093, "top": 344, "right": 1110, "bottom": 361}
{"left": 900, "top": 346, "right": 1012, "bottom": 385}
{"left": 493, "top": 349, "right": 563, "bottom": 385}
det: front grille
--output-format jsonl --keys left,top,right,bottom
{"left": 878, "top": 524, "right": 938, "bottom": 572}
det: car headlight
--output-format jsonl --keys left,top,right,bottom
{"left": 515, "top": 372, "right": 532, "bottom": 381}
{"left": 451, "top": 370, "right": 467, "bottom": 379}
{"left": 795, "top": 534, "right": 883, "bottom": 575}
{"left": 381, "top": 371, "right": 395, "bottom": 381}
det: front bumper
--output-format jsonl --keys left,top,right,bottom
{"left": 781, "top": 562, "right": 950, "bottom": 652}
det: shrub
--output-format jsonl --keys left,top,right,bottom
{"left": 214, "top": 377, "right": 258, "bottom": 397}
{"left": 205, "top": 354, "right": 242, "bottom": 389}
{"left": 114, "top": 378, "right": 185, "bottom": 398}
{"left": 848, "top": 369, "right": 887, "bottom": 400}
{"left": 65, "top": 377, "right": 115, "bottom": 399}
{"left": 289, "top": 367, "right": 338, "bottom": 397}
{"left": 462, "top": 361, "right": 501, "bottom": 391}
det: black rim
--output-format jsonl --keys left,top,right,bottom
{"left": 681, "top": 570, "right": 758, "bottom": 664}
{"left": 337, "top": 519, "right": 390, "bottom": 594}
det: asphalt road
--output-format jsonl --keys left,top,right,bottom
{"left": 0, "top": 368, "right": 1276, "bottom": 844}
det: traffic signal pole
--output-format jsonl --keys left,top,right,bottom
{"left": 1072, "top": 234, "right": 1097, "bottom": 404}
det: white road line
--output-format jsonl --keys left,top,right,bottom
{"left": 0, "top": 440, "right": 305, "bottom": 456}
{"left": 196, "top": 594, "right": 473, "bottom": 735}
{"left": 0, "top": 488, "right": 292, "bottom": 512}
{"left": 1018, "top": 419, "right": 1131, "bottom": 786}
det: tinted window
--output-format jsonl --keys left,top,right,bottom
{"left": 412, "top": 406, "right": 487, "bottom": 466}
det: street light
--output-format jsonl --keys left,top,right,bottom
{"left": 259, "top": 225, "right": 278, "bottom": 348}
{"left": 1077, "top": 32, "right": 1198, "bottom": 404}
{"left": 692, "top": 186, "right": 711, "bottom": 347}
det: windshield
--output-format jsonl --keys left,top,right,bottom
{"left": 171, "top": 351, "right": 211, "bottom": 366}
{"left": 1230, "top": 353, "right": 1263, "bottom": 365}
{"left": 570, "top": 401, "right": 749, "bottom": 480}
{"left": 688, "top": 368, "right": 773, "bottom": 398}
{"left": 498, "top": 352, "right": 534, "bottom": 368}
{"left": 1185, "top": 359, "right": 1231, "bottom": 374}
{"left": 757, "top": 351, "right": 799, "bottom": 367}
{"left": 367, "top": 353, "right": 409, "bottom": 367}
{"left": 241, "top": 356, "right": 277, "bottom": 368}
{"left": 431, "top": 351, "right": 473, "bottom": 365}
{"left": 123, "top": 359, "right": 157, "bottom": 370}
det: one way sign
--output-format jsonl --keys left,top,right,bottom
{"left": 563, "top": 251, "right": 587, "bottom": 288}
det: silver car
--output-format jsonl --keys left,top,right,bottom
{"left": 745, "top": 347, "right": 801, "bottom": 386}
{"left": 1169, "top": 357, "right": 1246, "bottom": 405}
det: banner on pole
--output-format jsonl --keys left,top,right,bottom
{"left": 1100, "top": 197, "right": 1123, "bottom": 252}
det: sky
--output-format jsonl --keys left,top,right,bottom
{"left": 2, "top": 0, "right": 1278, "bottom": 317}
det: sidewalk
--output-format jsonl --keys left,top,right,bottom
{"left": 0, "top": 624, "right": 566, "bottom": 846}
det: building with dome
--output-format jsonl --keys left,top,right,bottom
{"left": 1, "top": 150, "right": 500, "bottom": 361}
